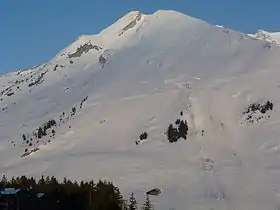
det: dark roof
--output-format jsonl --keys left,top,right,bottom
{"left": 0, "top": 188, "right": 21, "bottom": 195}
{"left": 37, "top": 193, "right": 45, "bottom": 198}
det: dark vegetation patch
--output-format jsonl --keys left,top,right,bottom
{"left": 242, "top": 100, "right": 273, "bottom": 124}
{"left": 166, "top": 120, "right": 188, "bottom": 143}
{"left": 135, "top": 132, "right": 148, "bottom": 145}
{"left": 37, "top": 119, "right": 57, "bottom": 139}
{"left": 6, "top": 92, "right": 14, "bottom": 96}
{"left": 166, "top": 111, "right": 188, "bottom": 143}
{"left": 139, "top": 132, "right": 148, "bottom": 140}
{"left": 0, "top": 175, "right": 132, "bottom": 210}
{"left": 244, "top": 101, "right": 273, "bottom": 114}
{"left": 21, "top": 119, "right": 57, "bottom": 152}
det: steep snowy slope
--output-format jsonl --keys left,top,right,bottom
{"left": 2, "top": 10, "right": 280, "bottom": 209}
{"left": 248, "top": 29, "right": 280, "bottom": 46}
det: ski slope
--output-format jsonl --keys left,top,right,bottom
{"left": 1, "top": 10, "right": 280, "bottom": 209}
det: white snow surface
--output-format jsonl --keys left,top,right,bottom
{"left": 248, "top": 29, "right": 280, "bottom": 46}
{"left": 2, "top": 10, "right": 280, "bottom": 209}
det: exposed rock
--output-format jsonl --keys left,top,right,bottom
{"left": 6, "top": 92, "right": 14, "bottom": 96}
{"left": 119, "top": 12, "right": 142, "bottom": 36}
{"left": 202, "top": 157, "right": 214, "bottom": 171}
{"left": 146, "top": 188, "right": 161, "bottom": 196}
{"left": 21, "top": 148, "right": 40, "bottom": 157}
{"left": 99, "top": 55, "right": 106, "bottom": 67}
{"left": 68, "top": 42, "right": 102, "bottom": 58}
{"left": 28, "top": 71, "right": 47, "bottom": 87}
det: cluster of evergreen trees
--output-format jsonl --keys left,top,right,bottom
{"left": 166, "top": 119, "right": 188, "bottom": 143}
{"left": 244, "top": 100, "right": 273, "bottom": 115}
{"left": 139, "top": 132, "right": 148, "bottom": 141}
{"left": 0, "top": 175, "right": 155, "bottom": 210}
{"left": 127, "top": 193, "right": 154, "bottom": 210}
{"left": 38, "top": 119, "right": 57, "bottom": 139}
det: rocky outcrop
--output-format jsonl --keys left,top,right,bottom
{"left": 146, "top": 188, "right": 161, "bottom": 196}
{"left": 119, "top": 12, "right": 142, "bottom": 36}
{"left": 68, "top": 43, "right": 102, "bottom": 58}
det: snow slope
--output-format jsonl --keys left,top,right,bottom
{"left": 2, "top": 10, "right": 280, "bottom": 209}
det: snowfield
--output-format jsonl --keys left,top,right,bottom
{"left": 2, "top": 10, "right": 280, "bottom": 209}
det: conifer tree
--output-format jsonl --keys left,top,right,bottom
{"left": 167, "top": 124, "right": 178, "bottom": 143}
{"left": 178, "top": 120, "right": 188, "bottom": 139}
{"left": 0, "top": 175, "right": 8, "bottom": 187}
{"left": 142, "top": 195, "right": 153, "bottom": 210}
{"left": 128, "top": 193, "right": 138, "bottom": 210}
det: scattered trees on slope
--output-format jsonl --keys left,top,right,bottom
{"left": 37, "top": 119, "right": 57, "bottom": 139}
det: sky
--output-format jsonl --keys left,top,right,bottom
{"left": 1, "top": 0, "right": 280, "bottom": 73}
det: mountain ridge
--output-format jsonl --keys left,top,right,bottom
{"left": 248, "top": 29, "right": 280, "bottom": 45}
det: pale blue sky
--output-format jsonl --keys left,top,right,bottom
{"left": 1, "top": 0, "right": 280, "bottom": 73}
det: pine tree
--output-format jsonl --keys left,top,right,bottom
{"left": 167, "top": 124, "right": 173, "bottom": 142}
{"left": 142, "top": 195, "right": 153, "bottom": 210}
{"left": 128, "top": 193, "right": 138, "bottom": 210}
{"left": 38, "top": 127, "right": 44, "bottom": 138}
{"left": 0, "top": 175, "right": 8, "bottom": 187}
{"left": 167, "top": 124, "right": 178, "bottom": 143}
{"left": 178, "top": 120, "right": 188, "bottom": 140}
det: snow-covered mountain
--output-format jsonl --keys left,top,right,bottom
{"left": 248, "top": 29, "right": 280, "bottom": 45}
{"left": 2, "top": 10, "right": 280, "bottom": 209}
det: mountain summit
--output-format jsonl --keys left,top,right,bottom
{"left": 1, "top": 10, "right": 280, "bottom": 209}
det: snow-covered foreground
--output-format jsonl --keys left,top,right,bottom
{"left": 2, "top": 10, "right": 280, "bottom": 209}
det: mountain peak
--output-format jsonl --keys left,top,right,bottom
{"left": 55, "top": 9, "right": 207, "bottom": 60}
{"left": 4, "top": 9, "right": 280, "bottom": 210}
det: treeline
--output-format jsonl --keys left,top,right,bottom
{"left": 0, "top": 175, "right": 154, "bottom": 210}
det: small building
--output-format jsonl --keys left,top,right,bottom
{"left": 0, "top": 188, "right": 21, "bottom": 210}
